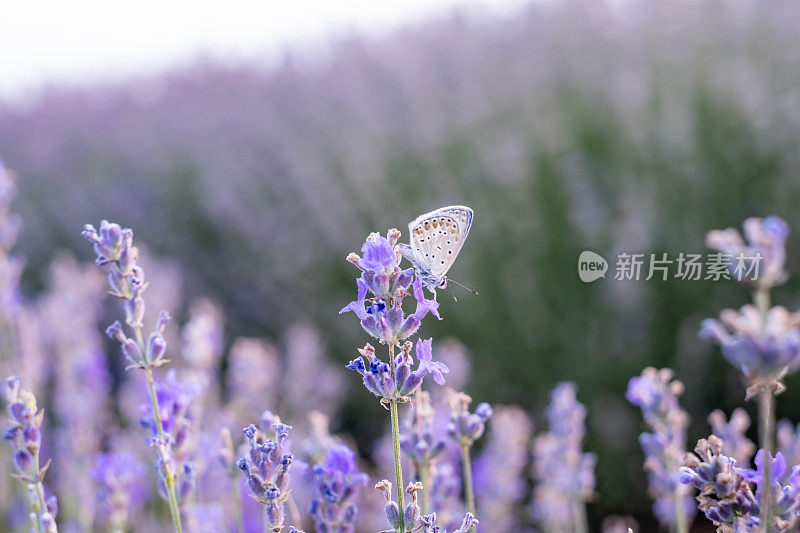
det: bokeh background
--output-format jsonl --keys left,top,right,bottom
{"left": 3, "top": 0, "right": 800, "bottom": 529}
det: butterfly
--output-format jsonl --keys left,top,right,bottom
{"left": 398, "top": 205, "right": 477, "bottom": 299}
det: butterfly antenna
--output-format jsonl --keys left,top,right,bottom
{"left": 448, "top": 278, "right": 479, "bottom": 296}
{"left": 449, "top": 283, "right": 458, "bottom": 303}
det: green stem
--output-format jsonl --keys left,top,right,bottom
{"left": 419, "top": 462, "right": 431, "bottom": 516}
{"left": 671, "top": 492, "right": 688, "bottom": 533}
{"left": 390, "top": 398, "right": 406, "bottom": 533}
{"left": 233, "top": 475, "right": 244, "bottom": 533}
{"left": 754, "top": 287, "right": 774, "bottom": 533}
{"left": 138, "top": 327, "right": 183, "bottom": 533}
{"left": 759, "top": 387, "right": 775, "bottom": 533}
{"left": 460, "top": 444, "right": 476, "bottom": 533}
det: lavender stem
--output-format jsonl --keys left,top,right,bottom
{"left": 460, "top": 444, "right": 476, "bottom": 533}
{"left": 390, "top": 398, "right": 406, "bottom": 533}
{"left": 138, "top": 324, "right": 183, "bottom": 533}
{"left": 419, "top": 462, "right": 430, "bottom": 516}
{"left": 671, "top": 492, "right": 688, "bottom": 533}
{"left": 754, "top": 286, "right": 775, "bottom": 533}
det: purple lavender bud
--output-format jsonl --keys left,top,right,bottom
{"left": 156, "top": 310, "right": 172, "bottom": 332}
{"left": 384, "top": 502, "right": 401, "bottom": 530}
{"left": 2, "top": 376, "right": 19, "bottom": 402}
{"left": 46, "top": 495, "right": 58, "bottom": 517}
{"left": 105, "top": 321, "right": 125, "bottom": 342}
{"left": 345, "top": 358, "right": 366, "bottom": 375}
{"left": 80, "top": 224, "right": 98, "bottom": 242}
{"left": 237, "top": 458, "right": 248, "bottom": 472}
{"left": 398, "top": 371, "right": 423, "bottom": 396}
{"left": 22, "top": 426, "right": 40, "bottom": 450}
{"left": 2, "top": 426, "right": 18, "bottom": 440}
{"left": 124, "top": 296, "right": 145, "bottom": 327}
{"left": 266, "top": 497, "right": 284, "bottom": 526}
{"left": 146, "top": 333, "right": 167, "bottom": 363}
{"left": 475, "top": 402, "right": 493, "bottom": 420}
{"left": 361, "top": 237, "right": 395, "bottom": 271}
{"left": 243, "top": 424, "right": 257, "bottom": 441}
{"left": 13, "top": 448, "right": 33, "bottom": 474}
{"left": 121, "top": 338, "right": 143, "bottom": 364}
{"left": 8, "top": 402, "right": 26, "bottom": 424}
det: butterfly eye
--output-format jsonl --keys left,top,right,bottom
{"left": 438, "top": 278, "right": 448, "bottom": 289}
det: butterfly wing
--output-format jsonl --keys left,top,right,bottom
{"left": 407, "top": 206, "right": 473, "bottom": 280}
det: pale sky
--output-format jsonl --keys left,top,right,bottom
{"left": 0, "top": 0, "right": 526, "bottom": 100}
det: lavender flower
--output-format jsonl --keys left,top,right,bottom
{"left": 706, "top": 216, "right": 790, "bottom": 289}
{"left": 92, "top": 451, "right": 149, "bottom": 532}
{"left": 445, "top": 393, "right": 492, "bottom": 447}
{"left": 340, "top": 231, "right": 440, "bottom": 345}
{"left": 82, "top": 220, "right": 185, "bottom": 532}
{"left": 400, "top": 391, "right": 447, "bottom": 472}
{"left": 139, "top": 369, "right": 198, "bottom": 505}
{"left": 708, "top": 409, "right": 756, "bottom": 466}
{"left": 700, "top": 305, "right": 800, "bottom": 391}
{"left": 419, "top": 511, "right": 479, "bottom": 533}
{"left": 238, "top": 418, "right": 295, "bottom": 532}
{"left": 473, "top": 406, "right": 532, "bottom": 532}
{"left": 679, "top": 436, "right": 759, "bottom": 530}
{"left": 346, "top": 340, "right": 448, "bottom": 405}
{"left": 2, "top": 376, "right": 58, "bottom": 533}
{"left": 308, "top": 444, "right": 368, "bottom": 532}
{"left": 444, "top": 392, "right": 491, "bottom": 532}
{"left": 375, "top": 480, "right": 424, "bottom": 533}
{"left": 777, "top": 420, "right": 800, "bottom": 470}
{"left": 626, "top": 368, "right": 694, "bottom": 530}
{"left": 532, "top": 382, "right": 596, "bottom": 533}
{"left": 40, "top": 255, "right": 110, "bottom": 529}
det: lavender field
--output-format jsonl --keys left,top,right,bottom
{"left": 3, "top": 0, "right": 800, "bottom": 531}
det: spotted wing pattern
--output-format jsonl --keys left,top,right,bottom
{"left": 407, "top": 206, "right": 473, "bottom": 280}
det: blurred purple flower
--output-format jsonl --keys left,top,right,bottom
{"left": 626, "top": 368, "right": 695, "bottom": 528}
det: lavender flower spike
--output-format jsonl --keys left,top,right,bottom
{"left": 82, "top": 220, "right": 184, "bottom": 532}
{"left": 626, "top": 368, "right": 695, "bottom": 532}
{"left": 340, "top": 231, "right": 439, "bottom": 345}
{"left": 532, "top": 382, "right": 596, "bottom": 533}
{"left": 238, "top": 420, "right": 296, "bottom": 532}
{"left": 92, "top": 451, "right": 148, "bottom": 532}
{"left": 446, "top": 392, "right": 492, "bottom": 533}
{"left": 700, "top": 304, "right": 800, "bottom": 395}
{"left": 708, "top": 409, "right": 756, "bottom": 466}
{"left": 308, "top": 444, "right": 368, "bottom": 532}
{"left": 2, "top": 376, "right": 58, "bottom": 533}
{"left": 706, "top": 216, "right": 790, "bottom": 289}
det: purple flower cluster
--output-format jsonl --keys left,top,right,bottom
{"left": 308, "top": 444, "right": 368, "bottom": 532}
{"left": 237, "top": 416, "right": 295, "bottom": 531}
{"left": 532, "top": 382, "right": 596, "bottom": 530}
{"left": 399, "top": 391, "right": 447, "bottom": 476}
{"left": 2, "top": 376, "right": 58, "bottom": 533}
{"left": 375, "top": 479, "right": 423, "bottom": 532}
{"left": 679, "top": 435, "right": 800, "bottom": 530}
{"left": 445, "top": 393, "right": 492, "bottom": 447}
{"left": 346, "top": 340, "right": 448, "bottom": 403}
{"left": 626, "top": 368, "right": 695, "bottom": 527}
{"left": 700, "top": 304, "right": 800, "bottom": 386}
{"left": 679, "top": 436, "right": 757, "bottom": 530}
{"left": 92, "top": 451, "right": 149, "bottom": 531}
{"left": 340, "top": 232, "right": 441, "bottom": 345}
{"left": 419, "top": 512, "right": 479, "bottom": 533}
{"left": 706, "top": 216, "right": 790, "bottom": 289}
{"left": 708, "top": 409, "right": 756, "bottom": 466}
{"left": 473, "top": 406, "right": 533, "bottom": 531}
{"left": 140, "top": 369, "right": 198, "bottom": 505}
